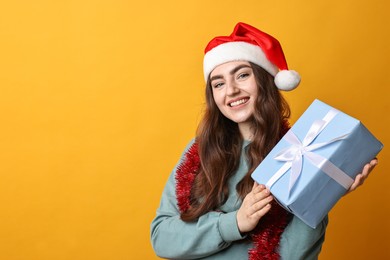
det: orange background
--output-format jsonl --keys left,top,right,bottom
{"left": 0, "top": 1, "right": 389, "bottom": 259}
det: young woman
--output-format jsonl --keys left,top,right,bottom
{"left": 150, "top": 22, "right": 377, "bottom": 260}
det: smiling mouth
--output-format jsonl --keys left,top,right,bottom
{"left": 229, "top": 98, "right": 249, "bottom": 107}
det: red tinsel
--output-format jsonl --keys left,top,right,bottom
{"left": 175, "top": 142, "right": 200, "bottom": 213}
{"left": 175, "top": 121, "right": 291, "bottom": 259}
{"left": 248, "top": 201, "right": 291, "bottom": 260}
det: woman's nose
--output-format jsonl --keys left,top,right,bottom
{"left": 226, "top": 81, "right": 239, "bottom": 96}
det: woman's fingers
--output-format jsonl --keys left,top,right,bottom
{"left": 346, "top": 158, "right": 378, "bottom": 194}
{"left": 251, "top": 203, "right": 272, "bottom": 219}
{"left": 237, "top": 183, "right": 273, "bottom": 233}
{"left": 249, "top": 194, "right": 273, "bottom": 214}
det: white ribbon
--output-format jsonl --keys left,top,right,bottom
{"left": 265, "top": 109, "right": 354, "bottom": 196}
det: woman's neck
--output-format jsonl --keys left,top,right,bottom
{"left": 238, "top": 122, "right": 254, "bottom": 141}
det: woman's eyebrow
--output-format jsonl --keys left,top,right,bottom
{"left": 210, "top": 64, "right": 251, "bottom": 82}
{"left": 230, "top": 64, "right": 251, "bottom": 75}
{"left": 210, "top": 74, "right": 223, "bottom": 82}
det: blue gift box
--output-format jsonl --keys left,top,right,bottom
{"left": 251, "top": 99, "right": 383, "bottom": 228}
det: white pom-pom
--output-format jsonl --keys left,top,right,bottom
{"left": 274, "top": 70, "right": 301, "bottom": 91}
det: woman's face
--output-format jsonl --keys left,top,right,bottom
{"left": 210, "top": 61, "right": 258, "bottom": 126}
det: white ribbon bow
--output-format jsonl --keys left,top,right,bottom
{"left": 265, "top": 109, "right": 354, "bottom": 196}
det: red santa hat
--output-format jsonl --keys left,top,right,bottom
{"left": 203, "top": 22, "right": 300, "bottom": 91}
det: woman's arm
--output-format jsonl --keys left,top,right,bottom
{"left": 150, "top": 142, "right": 245, "bottom": 259}
{"left": 279, "top": 215, "right": 328, "bottom": 260}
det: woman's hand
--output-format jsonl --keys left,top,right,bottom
{"left": 236, "top": 182, "right": 273, "bottom": 234}
{"left": 346, "top": 158, "right": 378, "bottom": 195}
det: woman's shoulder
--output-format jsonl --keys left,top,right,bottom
{"left": 172, "top": 138, "right": 197, "bottom": 167}
{"left": 184, "top": 138, "right": 196, "bottom": 150}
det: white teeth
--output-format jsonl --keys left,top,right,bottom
{"left": 230, "top": 99, "right": 248, "bottom": 107}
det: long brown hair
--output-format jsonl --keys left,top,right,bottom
{"left": 181, "top": 62, "right": 290, "bottom": 221}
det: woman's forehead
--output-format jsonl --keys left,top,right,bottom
{"left": 210, "top": 61, "right": 251, "bottom": 78}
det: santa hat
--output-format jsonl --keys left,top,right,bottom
{"left": 203, "top": 22, "right": 300, "bottom": 91}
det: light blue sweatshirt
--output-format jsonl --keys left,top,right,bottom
{"left": 151, "top": 140, "right": 327, "bottom": 259}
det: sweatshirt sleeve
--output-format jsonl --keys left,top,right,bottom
{"left": 278, "top": 215, "right": 328, "bottom": 260}
{"left": 150, "top": 140, "right": 245, "bottom": 259}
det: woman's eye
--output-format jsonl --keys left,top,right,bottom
{"left": 238, "top": 73, "right": 249, "bottom": 79}
{"left": 213, "top": 82, "right": 224, "bottom": 88}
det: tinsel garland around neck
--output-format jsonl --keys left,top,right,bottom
{"left": 175, "top": 122, "right": 292, "bottom": 260}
